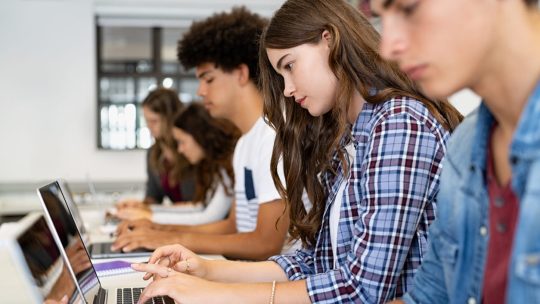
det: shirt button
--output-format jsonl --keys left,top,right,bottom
{"left": 496, "top": 222, "right": 507, "bottom": 233}
{"left": 468, "top": 298, "right": 477, "bottom": 304}
{"left": 480, "top": 226, "right": 488, "bottom": 236}
{"left": 494, "top": 197, "right": 505, "bottom": 207}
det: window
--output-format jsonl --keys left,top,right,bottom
{"left": 97, "top": 26, "right": 198, "bottom": 150}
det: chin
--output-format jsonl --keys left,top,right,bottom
{"left": 419, "top": 79, "right": 460, "bottom": 100}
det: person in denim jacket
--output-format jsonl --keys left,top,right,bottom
{"left": 373, "top": 0, "right": 540, "bottom": 303}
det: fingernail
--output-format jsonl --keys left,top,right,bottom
{"left": 131, "top": 263, "right": 139, "bottom": 269}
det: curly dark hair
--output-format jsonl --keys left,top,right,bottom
{"left": 174, "top": 103, "right": 240, "bottom": 205}
{"left": 177, "top": 7, "right": 268, "bottom": 83}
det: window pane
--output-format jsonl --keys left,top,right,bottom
{"left": 137, "top": 77, "right": 158, "bottom": 102}
{"left": 100, "top": 104, "right": 138, "bottom": 149}
{"left": 179, "top": 78, "right": 200, "bottom": 103}
{"left": 101, "top": 27, "right": 153, "bottom": 73}
{"left": 100, "top": 77, "right": 135, "bottom": 103}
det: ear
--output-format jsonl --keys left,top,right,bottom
{"left": 236, "top": 63, "right": 251, "bottom": 86}
{"left": 321, "top": 30, "right": 332, "bottom": 47}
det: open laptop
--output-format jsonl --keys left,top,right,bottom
{"left": 38, "top": 184, "right": 174, "bottom": 304}
{"left": 37, "top": 181, "right": 151, "bottom": 259}
{"left": 0, "top": 212, "right": 84, "bottom": 303}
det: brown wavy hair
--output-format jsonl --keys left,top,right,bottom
{"left": 142, "top": 88, "right": 191, "bottom": 186}
{"left": 174, "top": 103, "right": 240, "bottom": 205}
{"left": 260, "top": 0, "right": 463, "bottom": 247}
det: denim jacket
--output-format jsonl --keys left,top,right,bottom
{"left": 403, "top": 81, "right": 540, "bottom": 304}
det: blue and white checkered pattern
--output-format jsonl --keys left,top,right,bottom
{"left": 271, "top": 97, "right": 450, "bottom": 303}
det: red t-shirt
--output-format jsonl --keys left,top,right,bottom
{"left": 482, "top": 126, "right": 520, "bottom": 304}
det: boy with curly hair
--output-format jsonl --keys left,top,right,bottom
{"left": 113, "top": 7, "right": 291, "bottom": 260}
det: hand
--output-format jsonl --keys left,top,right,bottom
{"left": 65, "top": 240, "right": 91, "bottom": 275}
{"left": 116, "top": 208, "right": 152, "bottom": 221}
{"left": 43, "top": 295, "right": 68, "bottom": 304}
{"left": 116, "top": 219, "right": 156, "bottom": 235}
{"left": 132, "top": 244, "right": 208, "bottom": 280}
{"left": 111, "top": 228, "right": 173, "bottom": 252}
{"left": 136, "top": 271, "right": 229, "bottom": 304}
{"left": 116, "top": 199, "right": 144, "bottom": 210}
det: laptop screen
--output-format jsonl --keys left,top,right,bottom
{"left": 18, "top": 215, "right": 81, "bottom": 303}
{"left": 38, "top": 181, "right": 102, "bottom": 303}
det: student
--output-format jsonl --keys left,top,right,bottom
{"left": 117, "top": 88, "right": 195, "bottom": 208}
{"left": 130, "top": 0, "right": 462, "bottom": 303}
{"left": 369, "top": 0, "right": 540, "bottom": 303}
{"left": 115, "top": 103, "right": 240, "bottom": 225}
{"left": 112, "top": 7, "right": 291, "bottom": 261}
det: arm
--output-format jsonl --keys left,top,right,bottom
{"left": 113, "top": 199, "right": 288, "bottom": 260}
{"left": 151, "top": 180, "right": 233, "bottom": 225}
{"left": 168, "top": 199, "right": 288, "bottom": 260}
{"left": 145, "top": 148, "right": 164, "bottom": 204}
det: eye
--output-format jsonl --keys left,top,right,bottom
{"left": 206, "top": 78, "right": 214, "bottom": 84}
{"left": 399, "top": 1, "right": 419, "bottom": 16}
{"left": 284, "top": 62, "right": 294, "bottom": 71}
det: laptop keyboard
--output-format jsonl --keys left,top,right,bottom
{"left": 116, "top": 288, "right": 174, "bottom": 304}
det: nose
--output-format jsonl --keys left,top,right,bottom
{"left": 282, "top": 77, "right": 295, "bottom": 98}
{"left": 379, "top": 18, "right": 407, "bottom": 61}
{"left": 197, "top": 82, "right": 206, "bottom": 97}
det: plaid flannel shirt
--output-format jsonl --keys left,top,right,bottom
{"left": 270, "top": 97, "right": 450, "bottom": 303}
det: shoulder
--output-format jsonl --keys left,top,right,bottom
{"left": 359, "top": 97, "right": 450, "bottom": 143}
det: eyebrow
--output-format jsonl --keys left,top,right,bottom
{"left": 383, "top": 0, "right": 395, "bottom": 8}
{"left": 196, "top": 70, "right": 212, "bottom": 79}
{"left": 275, "top": 53, "right": 291, "bottom": 71}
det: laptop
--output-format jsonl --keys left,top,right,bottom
{"left": 37, "top": 181, "right": 151, "bottom": 259}
{"left": 0, "top": 212, "right": 84, "bottom": 303}
{"left": 38, "top": 185, "right": 174, "bottom": 304}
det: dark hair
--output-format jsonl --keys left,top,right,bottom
{"left": 177, "top": 7, "right": 268, "bottom": 83}
{"left": 142, "top": 88, "right": 190, "bottom": 185}
{"left": 525, "top": 0, "right": 538, "bottom": 7}
{"left": 260, "top": 0, "right": 463, "bottom": 247}
{"left": 174, "top": 103, "right": 240, "bottom": 205}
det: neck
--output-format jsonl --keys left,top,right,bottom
{"left": 471, "top": 9, "right": 540, "bottom": 136}
{"left": 347, "top": 90, "right": 366, "bottom": 124}
{"left": 229, "top": 83, "right": 264, "bottom": 134}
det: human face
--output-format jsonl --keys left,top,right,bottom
{"left": 142, "top": 106, "right": 163, "bottom": 139}
{"left": 266, "top": 35, "right": 338, "bottom": 117}
{"left": 373, "top": 0, "right": 500, "bottom": 99}
{"left": 171, "top": 127, "right": 205, "bottom": 164}
{"left": 195, "top": 62, "right": 239, "bottom": 120}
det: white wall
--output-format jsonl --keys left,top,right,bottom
{"left": 0, "top": 0, "right": 145, "bottom": 183}
{"left": 0, "top": 0, "right": 480, "bottom": 184}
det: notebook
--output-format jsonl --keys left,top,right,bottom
{"left": 93, "top": 260, "right": 135, "bottom": 277}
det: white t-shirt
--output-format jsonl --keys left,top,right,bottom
{"left": 329, "top": 143, "right": 355, "bottom": 267}
{"left": 233, "top": 117, "right": 282, "bottom": 233}
{"left": 151, "top": 169, "right": 233, "bottom": 225}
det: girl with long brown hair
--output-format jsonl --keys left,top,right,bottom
{"left": 112, "top": 103, "right": 239, "bottom": 227}
{"left": 129, "top": 0, "right": 463, "bottom": 303}
{"left": 116, "top": 88, "right": 196, "bottom": 210}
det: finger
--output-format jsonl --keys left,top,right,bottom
{"left": 137, "top": 279, "right": 173, "bottom": 304}
{"left": 174, "top": 259, "right": 191, "bottom": 273}
{"left": 60, "top": 294, "right": 68, "bottom": 304}
{"left": 131, "top": 263, "right": 172, "bottom": 278}
{"left": 111, "top": 235, "right": 132, "bottom": 252}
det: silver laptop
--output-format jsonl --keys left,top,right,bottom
{"left": 0, "top": 212, "right": 84, "bottom": 303}
{"left": 37, "top": 181, "right": 151, "bottom": 259}
{"left": 38, "top": 184, "right": 174, "bottom": 304}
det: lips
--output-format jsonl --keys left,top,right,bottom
{"left": 402, "top": 64, "right": 428, "bottom": 81}
{"left": 295, "top": 97, "right": 306, "bottom": 106}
